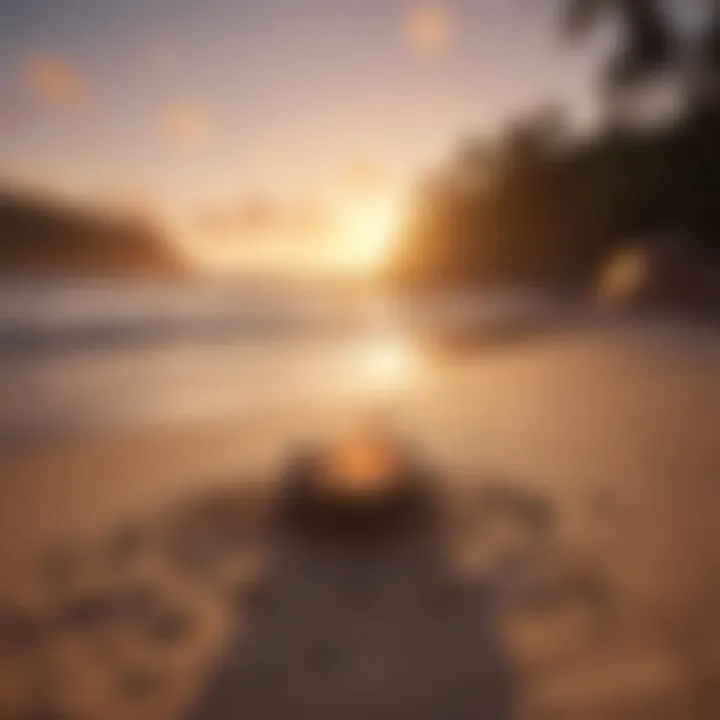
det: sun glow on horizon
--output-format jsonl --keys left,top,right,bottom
{"left": 182, "top": 188, "right": 407, "bottom": 278}
{"left": 339, "top": 193, "right": 405, "bottom": 275}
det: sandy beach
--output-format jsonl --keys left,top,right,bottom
{"left": 1, "top": 320, "right": 719, "bottom": 718}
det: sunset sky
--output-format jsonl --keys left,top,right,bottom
{"left": 0, "top": 0, "right": 681, "bottom": 273}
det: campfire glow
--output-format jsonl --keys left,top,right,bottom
{"left": 319, "top": 433, "right": 406, "bottom": 498}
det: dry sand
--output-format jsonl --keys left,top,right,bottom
{"left": 0, "top": 321, "right": 719, "bottom": 719}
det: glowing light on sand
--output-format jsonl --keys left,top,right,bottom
{"left": 359, "top": 335, "right": 415, "bottom": 390}
{"left": 321, "top": 431, "right": 405, "bottom": 496}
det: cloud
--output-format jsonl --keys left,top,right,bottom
{"left": 159, "top": 102, "right": 211, "bottom": 146}
{"left": 402, "top": 5, "right": 453, "bottom": 55}
{"left": 23, "top": 54, "right": 88, "bottom": 108}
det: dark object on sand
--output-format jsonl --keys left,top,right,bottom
{"left": 475, "top": 484, "right": 555, "bottom": 535}
{"left": 279, "top": 433, "right": 437, "bottom": 544}
{"left": 193, "top": 445, "right": 518, "bottom": 720}
{"left": 20, "top": 707, "right": 71, "bottom": 720}
{"left": 163, "top": 487, "right": 270, "bottom": 582}
{"left": 597, "top": 238, "right": 720, "bottom": 313}
{"left": 117, "top": 666, "right": 167, "bottom": 700}
{"left": 496, "top": 545, "right": 615, "bottom": 648}
{"left": 104, "top": 523, "right": 152, "bottom": 571}
{"left": 112, "top": 581, "right": 161, "bottom": 621}
{"left": 57, "top": 592, "right": 119, "bottom": 635}
{"left": 143, "top": 606, "right": 196, "bottom": 646}
{"left": 0, "top": 604, "right": 46, "bottom": 653}
{"left": 473, "top": 483, "right": 556, "bottom": 572}
{"left": 37, "top": 544, "right": 81, "bottom": 595}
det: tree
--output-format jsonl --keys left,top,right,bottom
{"left": 564, "top": 0, "right": 720, "bottom": 118}
{"left": 692, "top": 0, "right": 720, "bottom": 108}
{"left": 565, "top": 0, "right": 676, "bottom": 84}
{"left": 564, "top": 0, "right": 680, "bottom": 123}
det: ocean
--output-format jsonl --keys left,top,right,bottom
{"left": 0, "top": 279, "right": 424, "bottom": 446}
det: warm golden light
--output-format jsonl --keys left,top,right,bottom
{"left": 598, "top": 247, "right": 650, "bottom": 303}
{"left": 359, "top": 335, "right": 414, "bottom": 389}
{"left": 321, "top": 432, "right": 405, "bottom": 497}
{"left": 179, "top": 187, "right": 405, "bottom": 277}
{"left": 341, "top": 195, "right": 403, "bottom": 274}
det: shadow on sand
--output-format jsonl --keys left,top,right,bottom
{"left": 193, "top": 481, "right": 518, "bottom": 720}
{"left": 0, "top": 472, "right": 615, "bottom": 720}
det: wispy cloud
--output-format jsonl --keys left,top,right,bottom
{"left": 23, "top": 54, "right": 88, "bottom": 109}
{"left": 159, "top": 102, "right": 211, "bottom": 146}
{"left": 402, "top": 5, "right": 453, "bottom": 55}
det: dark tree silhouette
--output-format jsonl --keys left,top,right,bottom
{"left": 387, "top": 1, "right": 720, "bottom": 294}
{"left": 0, "top": 191, "right": 187, "bottom": 277}
{"left": 565, "top": 0, "right": 677, "bottom": 84}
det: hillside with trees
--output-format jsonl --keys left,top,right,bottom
{"left": 388, "top": 0, "right": 720, "bottom": 290}
{"left": 0, "top": 191, "right": 187, "bottom": 278}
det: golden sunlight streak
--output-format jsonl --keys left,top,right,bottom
{"left": 340, "top": 195, "right": 404, "bottom": 274}
{"left": 321, "top": 431, "right": 405, "bottom": 496}
{"left": 359, "top": 335, "right": 415, "bottom": 389}
{"left": 177, "top": 188, "right": 406, "bottom": 277}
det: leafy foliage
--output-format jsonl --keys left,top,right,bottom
{"left": 388, "top": 2, "right": 720, "bottom": 290}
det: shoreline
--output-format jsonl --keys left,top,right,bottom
{"left": 0, "top": 322, "right": 718, "bottom": 717}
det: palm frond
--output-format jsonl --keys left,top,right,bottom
{"left": 563, "top": 0, "right": 609, "bottom": 38}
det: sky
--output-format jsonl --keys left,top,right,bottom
{"left": 0, "top": 0, "right": 615, "bottom": 273}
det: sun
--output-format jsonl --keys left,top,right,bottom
{"left": 341, "top": 195, "right": 403, "bottom": 275}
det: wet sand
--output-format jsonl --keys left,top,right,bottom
{"left": 1, "top": 321, "right": 719, "bottom": 718}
